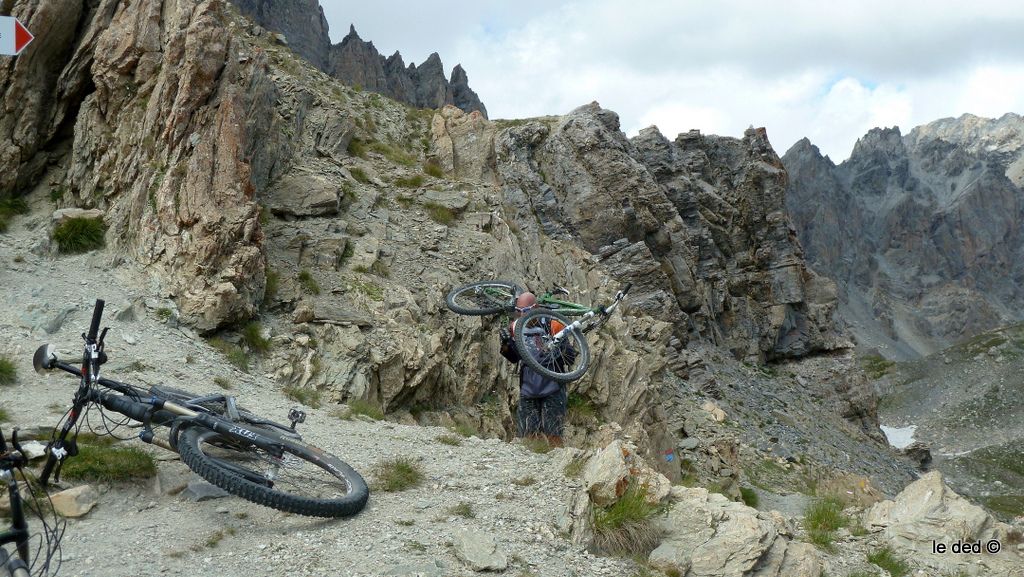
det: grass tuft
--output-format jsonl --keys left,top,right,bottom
{"left": 297, "top": 269, "right": 321, "bottom": 295}
{"left": 803, "top": 496, "right": 848, "bottom": 551}
{"left": 563, "top": 455, "right": 587, "bottom": 478}
{"left": 349, "top": 167, "right": 370, "bottom": 184}
{"left": 61, "top": 442, "right": 157, "bottom": 482}
{"left": 240, "top": 321, "right": 271, "bottom": 354}
{"left": 0, "top": 356, "right": 16, "bottom": 386}
{"left": 424, "top": 159, "right": 445, "bottom": 178}
{"left": 740, "top": 487, "right": 760, "bottom": 508}
{"left": 213, "top": 376, "right": 233, "bottom": 390}
{"left": 208, "top": 338, "right": 249, "bottom": 372}
{"left": 283, "top": 385, "right": 322, "bottom": 409}
{"left": 347, "top": 398, "right": 384, "bottom": 420}
{"left": 523, "top": 436, "right": 554, "bottom": 454}
{"left": 394, "top": 175, "right": 424, "bottom": 188}
{"left": 424, "top": 202, "right": 455, "bottom": 226}
{"left": 52, "top": 217, "right": 106, "bottom": 254}
{"left": 436, "top": 434, "right": 462, "bottom": 446}
{"left": 449, "top": 501, "right": 475, "bottom": 518}
{"left": 372, "top": 456, "right": 424, "bottom": 492}
{"left": 591, "top": 482, "right": 666, "bottom": 556}
{"left": 0, "top": 197, "right": 30, "bottom": 233}
{"left": 866, "top": 546, "right": 910, "bottom": 577}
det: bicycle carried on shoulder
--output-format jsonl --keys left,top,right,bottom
{"left": 445, "top": 281, "right": 632, "bottom": 382}
{"left": 32, "top": 299, "right": 368, "bottom": 518}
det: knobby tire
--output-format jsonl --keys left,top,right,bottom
{"left": 513, "top": 308, "right": 591, "bottom": 382}
{"left": 177, "top": 426, "right": 368, "bottom": 518}
{"left": 445, "top": 281, "right": 519, "bottom": 316}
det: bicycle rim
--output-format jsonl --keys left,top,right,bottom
{"left": 514, "top": 309, "right": 591, "bottom": 382}
{"left": 177, "top": 426, "right": 368, "bottom": 518}
{"left": 445, "top": 281, "right": 519, "bottom": 315}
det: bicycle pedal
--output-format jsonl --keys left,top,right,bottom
{"left": 288, "top": 408, "right": 306, "bottom": 429}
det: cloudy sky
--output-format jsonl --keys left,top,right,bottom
{"left": 321, "top": 1, "right": 1024, "bottom": 162}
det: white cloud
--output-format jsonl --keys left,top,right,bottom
{"left": 321, "top": 0, "right": 1024, "bottom": 162}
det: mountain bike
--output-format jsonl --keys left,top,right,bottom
{"left": 445, "top": 281, "right": 631, "bottom": 382}
{"left": 31, "top": 299, "right": 369, "bottom": 518}
{"left": 1, "top": 427, "right": 63, "bottom": 577}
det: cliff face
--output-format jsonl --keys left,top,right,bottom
{"left": 784, "top": 114, "right": 1024, "bottom": 358}
{"left": 488, "top": 106, "right": 843, "bottom": 362}
{"left": 1, "top": 0, "right": 267, "bottom": 331}
{"left": 228, "top": 0, "right": 487, "bottom": 117}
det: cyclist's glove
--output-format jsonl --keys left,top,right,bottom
{"left": 499, "top": 329, "right": 512, "bottom": 344}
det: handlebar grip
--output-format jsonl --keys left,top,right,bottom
{"left": 88, "top": 299, "right": 105, "bottom": 342}
{"left": 622, "top": 282, "right": 632, "bottom": 295}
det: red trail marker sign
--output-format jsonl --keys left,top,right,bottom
{"left": 0, "top": 16, "right": 34, "bottom": 56}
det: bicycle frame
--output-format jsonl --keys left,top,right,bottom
{"left": 35, "top": 299, "right": 299, "bottom": 488}
{"left": 550, "top": 283, "right": 631, "bottom": 342}
{"left": 0, "top": 455, "right": 30, "bottom": 572}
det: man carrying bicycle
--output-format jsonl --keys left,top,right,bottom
{"left": 499, "top": 292, "right": 575, "bottom": 448}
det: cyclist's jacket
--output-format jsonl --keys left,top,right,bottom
{"left": 500, "top": 317, "right": 577, "bottom": 399}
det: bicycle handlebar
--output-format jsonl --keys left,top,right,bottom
{"left": 87, "top": 299, "right": 105, "bottom": 343}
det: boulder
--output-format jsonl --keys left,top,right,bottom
{"left": 649, "top": 487, "right": 821, "bottom": 577}
{"left": 451, "top": 528, "right": 508, "bottom": 572}
{"left": 582, "top": 439, "right": 671, "bottom": 507}
{"left": 51, "top": 485, "right": 99, "bottom": 518}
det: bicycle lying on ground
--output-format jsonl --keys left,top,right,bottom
{"left": 32, "top": 299, "right": 368, "bottom": 518}
{"left": 445, "top": 281, "right": 631, "bottom": 382}
{"left": 1, "top": 426, "right": 63, "bottom": 577}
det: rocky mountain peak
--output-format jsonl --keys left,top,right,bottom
{"left": 848, "top": 126, "right": 906, "bottom": 161}
{"left": 228, "top": 1, "right": 487, "bottom": 117}
{"left": 785, "top": 113, "right": 1024, "bottom": 358}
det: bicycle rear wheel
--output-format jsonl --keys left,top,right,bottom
{"left": 445, "top": 281, "right": 519, "bottom": 315}
{"left": 513, "top": 308, "right": 591, "bottom": 382}
{"left": 177, "top": 426, "right": 368, "bottom": 518}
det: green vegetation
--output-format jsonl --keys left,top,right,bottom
{"left": 866, "top": 546, "right": 910, "bottom": 577}
{"left": 563, "top": 455, "right": 587, "bottom": 478}
{"left": 0, "top": 356, "right": 16, "bottom": 386}
{"left": 512, "top": 476, "right": 536, "bottom": 486}
{"left": 349, "top": 167, "right": 371, "bottom": 184}
{"left": 282, "top": 384, "right": 322, "bottom": 409}
{"left": 370, "top": 141, "right": 417, "bottom": 166}
{"left": 449, "top": 502, "right": 475, "bottom": 518}
{"left": 424, "top": 202, "right": 455, "bottom": 226}
{"left": 347, "top": 398, "right": 384, "bottom": 420}
{"left": 155, "top": 307, "right": 174, "bottom": 322}
{"left": 567, "top": 392, "right": 597, "bottom": 424}
{"left": 372, "top": 456, "right": 424, "bottom": 492}
{"left": 394, "top": 175, "right": 424, "bottom": 188}
{"left": 590, "top": 483, "right": 666, "bottom": 556}
{"left": 347, "top": 138, "right": 368, "bottom": 158}
{"left": 52, "top": 217, "right": 107, "bottom": 254}
{"left": 452, "top": 422, "right": 478, "bottom": 438}
{"left": 0, "top": 197, "right": 29, "bottom": 233}
{"left": 61, "top": 440, "right": 157, "bottom": 482}
{"left": 522, "top": 436, "right": 554, "bottom": 454}
{"left": 424, "top": 159, "right": 445, "bottom": 179}
{"left": 351, "top": 278, "right": 384, "bottom": 301}
{"left": 980, "top": 495, "right": 1024, "bottom": 520}
{"left": 297, "top": 269, "right": 321, "bottom": 295}
{"left": 241, "top": 321, "right": 271, "bottom": 354}
{"left": 213, "top": 376, "right": 233, "bottom": 390}
{"left": 0, "top": 407, "right": 9, "bottom": 423}
{"left": 740, "top": 487, "right": 760, "bottom": 508}
{"left": 208, "top": 338, "right": 249, "bottom": 372}
{"left": 860, "top": 353, "right": 896, "bottom": 379}
{"left": 803, "top": 496, "right": 848, "bottom": 550}
{"left": 436, "top": 434, "right": 462, "bottom": 446}
{"left": 264, "top": 267, "right": 280, "bottom": 301}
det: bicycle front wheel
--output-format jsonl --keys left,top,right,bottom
{"left": 513, "top": 308, "right": 591, "bottom": 382}
{"left": 177, "top": 426, "right": 368, "bottom": 518}
{"left": 445, "top": 281, "right": 519, "bottom": 316}
{"left": 0, "top": 548, "right": 30, "bottom": 577}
